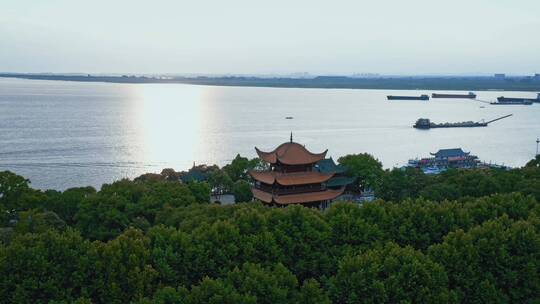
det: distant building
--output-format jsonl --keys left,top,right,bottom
{"left": 407, "top": 148, "right": 480, "bottom": 174}
{"left": 430, "top": 148, "right": 479, "bottom": 169}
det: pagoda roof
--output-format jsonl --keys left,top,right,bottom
{"left": 317, "top": 158, "right": 347, "bottom": 174}
{"left": 252, "top": 187, "right": 345, "bottom": 205}
{"left": 255, "top": 142, "right": 327, "bottom": 165}
{"left": 326, "top": 176, "right": 356, "bottom": 188}
{"left": 430, "top": 148, "right": 469, "bottom": 158}
{"left": 249, "top": 170, "right": 335, "bottom": 186}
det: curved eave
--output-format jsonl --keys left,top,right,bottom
{"left": 255, "top": 147, "right": 277, "bottom": 164}
{"left": 252, "top": 188, "right": 273, "bottom": 203}
{"left": 252, "top": 187, "right": 345, "bottom": 205}
{"left": 255, "top": 142, "right": 328, "bottom": 165}
{"left": 249, "top": 171, "right": 276, "bottom": 184}
{"left": 274, "top": 187, "right": 345, "bottom": 205}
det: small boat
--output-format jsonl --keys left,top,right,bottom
{"left": 387, "top": 94, "right": 429, "bottom": 101}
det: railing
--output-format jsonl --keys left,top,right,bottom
{"left": 255, "top": 184, "right": 325, "bottom": 195}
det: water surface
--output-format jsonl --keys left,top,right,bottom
{"left": 1, "top": 78, "right": 539, "bottom": 190}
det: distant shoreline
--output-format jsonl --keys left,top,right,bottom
{"left": 1, "top": 73, "right": 540, "bottom": 92}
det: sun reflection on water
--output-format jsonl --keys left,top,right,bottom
{"left": 133, "top": 84, "right": 204, "bottom": 170}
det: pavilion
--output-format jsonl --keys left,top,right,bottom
{"left": 249, "top": 137, "right": 351, "bottom": 209}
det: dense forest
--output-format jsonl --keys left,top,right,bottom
{"left": 1, "top": 154, "right": 540, "bottom": 303}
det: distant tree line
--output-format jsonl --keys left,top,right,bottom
{"left": 2, "top": 73, "right": 540, "bottom": 91}
{"left": 1, "top": 155, "right": 540, "bottom": 303}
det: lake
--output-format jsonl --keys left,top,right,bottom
{"left": 1, "top": 77, "right": 539, "bottom": 190}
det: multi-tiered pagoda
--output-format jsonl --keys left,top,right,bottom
{"left": 250, "top": 137, "right": 346, "bottom": 209}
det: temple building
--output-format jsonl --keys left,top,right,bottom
{"left": 250, "top": 138, "right": 351, "bottom": 209}
{"left": 430, "top": 148, "right": 479, "bottom": 168}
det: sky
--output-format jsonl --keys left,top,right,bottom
{"left": 1, "top": 0, "right": 539, "bottom": 75}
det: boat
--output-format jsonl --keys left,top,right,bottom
{"left": 432, "top": 92, "right": 476, "bottom": 99}
{"left": 496, "top": 93, "right": 539, "bottom": 104}
{"left": 491, "top": 99, "right": 533, "bottom": 105}
{"left": 413, "top": 114, "right": 512, "bottom": 129}
{"left": 387, "top": 94, "right": 429, "bottom": 100}
{"left": 414, "top": 118, "right": 487, "bottom": 129}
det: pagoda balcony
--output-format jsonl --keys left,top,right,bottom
{"left": 254, "top": 184, "right": 325, "bottom": 195}
{"left": 275, "top": 186, "right": 325, "bottom": 195}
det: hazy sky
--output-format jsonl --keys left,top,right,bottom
{"left": 1, "top": 0, "right": 539, "bottom": 75}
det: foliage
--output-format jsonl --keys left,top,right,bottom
{"left": 233, "top": 180, "right": 253, "bottom": 203}
{"left": 328, "top": 243, "right": 456, "bottom": 303}
{"left": 208, "top": 169, "right": 233, "bottom": 195}
{"left": 338, "top": 153, "right": 384, "bottom": 190}
{"left": 1, "top": 156, "right": 540, "bottom": 303}
{"left": 428, "top": 216, "right": 540, "bottom": 303}
{"left": 0, "top": 229, "right": 97, "bottom": 303}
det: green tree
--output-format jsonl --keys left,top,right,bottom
{"left": 0, "top": 171, "right": 31, "bottom": 225}
{"left": 428, "top": 217, "right": 540, "bottom": 303}
{"left": 186, "top": 277, "right": 255, "bottom": 304}
{"left": 43, "top": 186, "right": 96, "bottom": 225}
{"left": 377, "top": 167, "right": 429, "bottom": 201}
{"left": 338, "top": 153, "right": 384, "bottom": 191}
{"left": 187, "top": 181, "right": 211, "bottom": 203}
{"left": 223, "top": 154, "right": 251, "bottom": 182}
{"left": 232, "top": 180, "right": 253, "bottom": 203}
{"left": 95, "top": 229, "right": 158, "bottom": 303}
{"left": 268, "top": 206, "right": 333, "bottom": 279}
{"left": 328, "top": 242, "right": 456, "bottom": 303}
{"left": 324, "top": 202, "right": 385, "bottom": 253}
{"left": 148, "top": 225, "right": 193, "bottom": 286}
{"left": 525, "top": 154, "right": 540, "bottom": 168}
{"left": 225, "top": 263, "right": 300, "bottom": 304}
{"left": 0, "top": 229, "right": 98, "bottom": 303}
{"left": 208, "top": 169, "right": 233, "bottom": 196}
{"left": 74, "top": 194, "right": 130, "bottom": 241}
{"left": 15, "top": 209, "right": 66, "bottom": 234}
{"left": 298, "top": 279, "right": 331, "bottom": 304}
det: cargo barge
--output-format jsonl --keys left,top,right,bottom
{"left": 387, "top": 94, "right": 429, "bottom": 100}
{"left": 496, "top": 93, "right": 540, "bottom": 104}
{"left": 432, "top": 92, "right": 476, "bottom": 99}
{"left": 413, "top": 114, "right": 512, "bottom": 129}
{"left": 491, "top": 99, "right": 533, "bottom": 105}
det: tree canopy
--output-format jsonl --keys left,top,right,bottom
{"left": 1, "top": 154, "right": 540, "bottom": 303}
